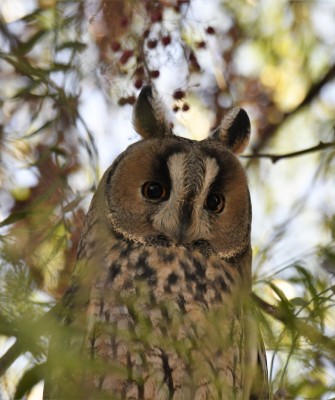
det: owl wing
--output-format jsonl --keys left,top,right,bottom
{"left": 252, "top": 333, "right": 269, "bottom": 399}
{"left": 242, "top": 304, "right": 270, "bottom": 400}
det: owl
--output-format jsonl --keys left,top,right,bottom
{"left": 44, "top": 86, "right": 268, "bottom": 399}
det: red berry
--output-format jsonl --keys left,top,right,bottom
{"left": 151, "top": 11, "right": 162, "bottom": 22}
{"left": 147, "top": 39, "right": 158, "bottom": 49}
{"left": 120, "top": 17, "right": 129, "bottom": 27}
{"left": 196, "top": 41, "right": 206, "bottom": 49}
{"left": 161, "top": 35, "right": 171, "bottom": 46}
{"left": 127, "top": 95, "right": 136, "bottom": 105}
{"left": 173, "top": 90, "right": 185, "bottom": 100}
{"left": 135, "top": 66, "right": 144, "bottom": 76}
{"left": 118, "top": 97, "right": 126, "bottom": 106}
{"left": 143, "top": 29, "right": 150, "bottom": 38}
{"left": 111, "top": 42, "right": 121, "bottom": 52}
{"left": 118, "top": 96, "right": 136, "bottom": 106}
{"left": 206, "top": 26, "right": 215, "bottom": 35}
{"left": 119, "top": 50, "right": 133, "bottom": 65}
{"left": 150, "top": 70, "right": 160, "bottom": 78}
{"left": 134, "top": 79, "right": 143, "bottom": 89}
{"left": 182, "top": 103, "right": 190, "bottom": 112}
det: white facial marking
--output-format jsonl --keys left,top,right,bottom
{"left": 152, "top": 153, "right": 187, "bottom": 237}
{"left": 187, "top": 157, "right": 219, "bottom": 239}
{"left": 152, "top": 152, "right": 221, "bottom": 243}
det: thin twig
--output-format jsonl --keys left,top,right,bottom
{"left": 243, "top": 141, "right": 335, "bottom": 163}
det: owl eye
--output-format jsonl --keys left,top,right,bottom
{"left": 142, "top": 181, "right": 168, "bottom": 201}
{"left": 205, "top": 193, "right": 225, "bottom": 213}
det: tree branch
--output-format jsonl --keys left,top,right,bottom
{"left": 243, "top": 140, "right": 335, "bottom": 163}
{"left": 253, "top": 294, "right": 335, "bottom": 354}
{"left": 251, "top": 63, "right": 335, "bottom": 154}
{"left": 0, "top": 342, "right": 24, "bottom": 377}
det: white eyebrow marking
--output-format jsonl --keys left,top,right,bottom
{"left": 201, "top": 157, "right": 220, "bottom": 197}
{"left": 167, "top": 152, "right": 188, "bottom": 198}
{"left": 151, "top": 153, "right": 187, "bottom": 236}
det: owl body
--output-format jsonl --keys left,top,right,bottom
{"left": 84, "top": 246, "right": 245, "bottom": 399}
{"left": 44, "top": 87, "right": 267, "bottom": 399}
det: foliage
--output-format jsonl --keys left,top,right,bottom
{"left": 0, "top": 0, "right": 335, "bottom": 399}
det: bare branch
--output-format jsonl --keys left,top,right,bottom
{"left": 0, "top": 342, "right": 23, "bottom": 378}
{"left": 243, "top": 141, "right": 335, "bottom": 163}
{"left": 252, "top": 63, "right": 335, "bottom": 153}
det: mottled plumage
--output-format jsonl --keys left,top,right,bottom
{"left": 44, "top": 86, "right": 268, "bottom": 399}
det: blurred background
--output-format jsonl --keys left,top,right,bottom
{"left": 0, "top": 0, "right": 335, "bottom": 398}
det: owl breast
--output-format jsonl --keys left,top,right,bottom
{"left": 83, "top": 239, "right": 247, "bottom": 399}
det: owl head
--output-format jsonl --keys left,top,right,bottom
{"left": 97, "top": 86, "right": 251, "bottom": 261}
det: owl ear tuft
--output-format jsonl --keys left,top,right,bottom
{"left": 133, "top": 85, "right": 171, "bottom": 139}
{"left": 211, "top": 108, "right": 251, "bottom": 154}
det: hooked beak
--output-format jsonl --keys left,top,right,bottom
{"left": 175, "top": 200, "right": 193, "bottom": 245}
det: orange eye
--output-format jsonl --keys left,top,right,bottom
{"left": 205, "top": 193, "right": 225, "bottom": 213}
{"left": 142, "top": 182, "right": 168, "bottom": 201}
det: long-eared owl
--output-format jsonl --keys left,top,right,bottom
{"left": 44, "top": 86, "right": 268, "bottom": 399}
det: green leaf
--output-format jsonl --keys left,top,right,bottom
{"left": 24, "top": 119, "right": 56, "bottom": 138}
{"left": 0, "top": 53, "right": 47, "bottom": 80}
{"left": 290, "top": 297, "right": 308, "bottom": 307}
{"left": 56, "top": 41, "right": 86, "bottom": 52}
{"left": 18, "top": 30, "right": 49, "bottom": 55}
{"left": 51, "top": 62, "right": 72, "bottom": 71}
{"left": 295, "top": 266, "right": 319, "bottom": 302}
{"left": 20, "top": 9, "right": 43, "bottom": 23}
{"left": 0, "top": 211, "right": 30, "bottom": 228}
{"left": 12, "top": 81, "right": 43, "bottom": 99}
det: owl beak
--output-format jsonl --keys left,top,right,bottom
{"left": 176, "top": 223, "right": 188, "bottom": 245}
{"left": 175, "top": 201, "right": 193, "bottom": 245}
